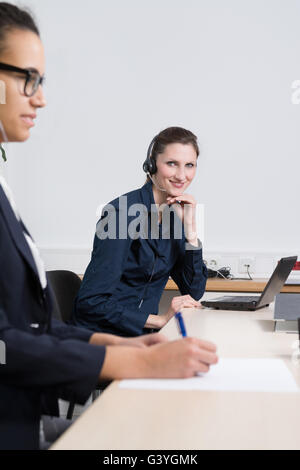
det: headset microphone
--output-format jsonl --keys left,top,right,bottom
{"left": 147, "top": 172, "right": 167, "bottom": 193}
{"left": 0, "top": 121, "right": 8, "bottom": 162}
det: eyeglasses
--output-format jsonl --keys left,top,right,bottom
{"left": 0, "top": 62, "right": 45, "bottom": 97}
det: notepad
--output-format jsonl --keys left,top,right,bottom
{"left": 119, "top": 358, "right": 299, "bottom": 392}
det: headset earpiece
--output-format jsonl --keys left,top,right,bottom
{"left": 142, "top": 160, "right": 150, "bottom": 173}
{"left": 143, "top": 135, "right": 158, "bottom": 175}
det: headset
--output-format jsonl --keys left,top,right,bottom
{"left": 142, "top": 135, "right": 168, "bottom": 193}
{"left": 0, "top": 120, "right": 8, "bottom": 162}
{"left": 142, "top": 135, "right": 158, "bottom": 175}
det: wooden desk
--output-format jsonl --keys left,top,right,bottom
{"left": 79, "top": 275, "right": 300, "bottom": 293}
{"left": 166, "top": 278, "right": 300, "bottom": 293}
{"left": 51, "top": 292, "right": 300, "bottom": 450}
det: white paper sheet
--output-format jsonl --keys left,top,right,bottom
{"left": 119, "top": 358, "right": 299, "bottom": 393}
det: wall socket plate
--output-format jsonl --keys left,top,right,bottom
{"left": 238, "top": 257, "right": 255, "bottom": 274}
{"left": 204, "top": 258, "right": 220, "bottom": 270}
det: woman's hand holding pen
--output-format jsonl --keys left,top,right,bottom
{"left": 101, "top": 337, "right": 218, "bottom": 380}
{"left": 98, "top": 300, "right": 218, "bottom": 380}
{"left": 145, "top": 337, "right": 218, "bottom": 377}
{"left": 166, "top": 193, "right": 198, "bottom": 246}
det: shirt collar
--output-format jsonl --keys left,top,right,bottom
{"left": 140, "top": 179, "right": 155, "bottom": 212}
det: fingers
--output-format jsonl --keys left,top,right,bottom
{"left": 184, "top": 337, "right": 218, "bottom": 374}
{"left": 195, "top": 362, "right": 210, "bottom": 373}
{"left": 149, "top": 337, "right": 218, "bottom": 378}
{"left": 178, "top": 295, "right": 200, "bottom": 305}
{"left": 179, "top": 298, "right": 200, "bottom": 307}
{"left": 189, "top": 337, "right": 217, "bottom": 353}
{"left": 181, "top": 301, "right": 201, "bottom": 308}
{"left": 166, "top": 195, "right": 196, "bottom": 206}
{"left": 171, "top": 295, "right": 201, "bottom": 311}
{"left": 195, "top": 348, "right": 218, "bottom": 366}
{"left": 185, "top": 341, "right": 218, "bottom": 364}
{"left": 173, "top": 302, "right": 200, "bottom": 311}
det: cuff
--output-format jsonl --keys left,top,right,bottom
{"left": 58, "top": 343, "right": 106, "bottom": 405}
{"left": 185, "top": 238, "right": 202, "bottom": 251}
{"left": 118, "top": 307, "right": 150, "bottom": 336}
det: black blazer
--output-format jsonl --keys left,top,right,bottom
{"left": 0, "top": 185, "right": 106, "bottom": 450}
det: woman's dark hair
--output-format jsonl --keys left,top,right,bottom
{"left": 0, "top": 2, "right": 40, "bottom": 54}
{"left": 145, "top": 126, "right": 199, "bottom": 181}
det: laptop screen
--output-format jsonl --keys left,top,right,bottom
{"left": 258, "top": 256, "right": 297, "bottom": 306}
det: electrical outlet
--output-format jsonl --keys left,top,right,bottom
{"left": 205, "top": 258, "right": 220, "bottom": 270}
{"left": 238, "top": 257, "right": 255, "bottom": 274}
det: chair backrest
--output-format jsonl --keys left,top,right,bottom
{"left": 47, "top": 270, "right": 82, "bottom": 323}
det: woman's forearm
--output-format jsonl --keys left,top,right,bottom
{"left": 100, "top": 346, "right": 148, "bottom": 380}
{"left": 144, "top": 314, "right": 164, "bottom": 329}
{"left": 100, "top": 339, "right": 219, "bottom": 380}
{"left": 184, "top": 221, "right": 198, "bottom": 246}
{"left": 89, "top": 333, "right": 122, "bottom": 346}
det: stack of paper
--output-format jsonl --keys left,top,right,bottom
{"left": 119, "top": 358, "right": 299, "bottom": 393}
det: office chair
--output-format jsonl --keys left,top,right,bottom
{"left": 47, "top": 270, "right": 81, "bottom": 325}
{"left": 46, "top": 270, "right": 109, "bottom": 420}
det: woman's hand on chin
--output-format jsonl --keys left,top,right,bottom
{"left": 166, "top": 194, "right": 198, "bottom": 244}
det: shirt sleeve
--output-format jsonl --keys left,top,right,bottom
{"left": 170, "top": 239, "right": 208, "bottom": 300}
{"left": 74, "top": 205, "right": 149, "bottom": 336}
{"left": 50, "top": 316, "right": 95, "bottom": 342}
{"left": 0, "top": 305, "right": 106, "bottom": 405}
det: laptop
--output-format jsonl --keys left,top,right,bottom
{"left": 201, "top": 256, "right": 297, "bottom": 311}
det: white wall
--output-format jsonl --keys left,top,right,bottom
{"left": 2, "top": 0, "right": 300, "bottom": 274}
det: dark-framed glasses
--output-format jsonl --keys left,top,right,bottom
{"left": 0, "top": 62, "right": 45, "bottom": 97}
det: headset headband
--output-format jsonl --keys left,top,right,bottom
{"left": 146, "top": 135, "right": 157, "bottom": 161}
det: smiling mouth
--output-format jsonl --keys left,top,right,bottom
{"left": 169, "top": 181, "right": 185, "bottom": 188}
{"left": 21, "top": 116, "right": 36, "bottom": 127}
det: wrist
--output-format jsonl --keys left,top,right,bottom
{"left": 163, "top": 310, "right": 173, "bottom": 326}
{"left": 101, "top": 346, "right": 148, "bottom": 379}
{"left": 140, "top": 346, "right": 158, "bottom": 378}
{"left": 158, "top": 314, "right": 167, "bottom": 329}
{"left": 90, "top": 333, "right": 122, "bottom": 346}
{"left": 109, "top": 335, "right": 123, "bottom": 346}
{"left": 145, "top": 314, "right": 165, "bottom": 330}
{"left": 184, "top": 225, "right": 198, "bottom": 243}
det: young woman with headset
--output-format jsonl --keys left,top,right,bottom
{"left": 72, "top": 127, "right": 208, "bottom": 336}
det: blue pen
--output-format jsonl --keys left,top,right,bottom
{"left": 175, "top": 312, "right": 187, "bottom": 337}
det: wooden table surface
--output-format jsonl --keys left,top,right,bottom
{"left": 165, "top": 277, "right": 300, "bottom": 292}
{"left": 51, "top": 292, "right": 300, "bottom": 450}
{"left": 78, "top": 274, "right": 300, "bottom": 293}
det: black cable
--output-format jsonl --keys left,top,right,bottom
{"left": 206, "top": 264, "right": 253, "bottom": 281}
{"left": 230, "top": 264, "right": 253, "bottom": 281}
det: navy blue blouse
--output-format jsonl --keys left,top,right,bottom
{"left": 72, "top": 181, "right": 207, "bottom": 336}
